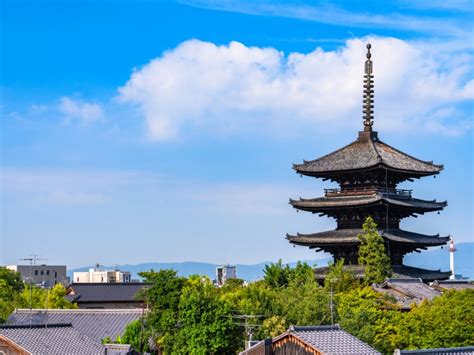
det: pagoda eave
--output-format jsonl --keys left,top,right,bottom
{"left": 313, "top": 265, "right": 451, "bottom": 283}
{"left": 286, "top": 229, "right": 449, "bottom": 248}
{"left": 293, "top": 163, "right": 441, "bottom": 181}
{"left": 289, "top": 198, "right": 446, "bottom": 217}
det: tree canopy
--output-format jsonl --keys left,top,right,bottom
{"left": 358, "top": 216, "right": 392, "bottom": 284}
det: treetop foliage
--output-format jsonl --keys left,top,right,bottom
{"left": 358, "top": 216, "right": 392, "bottom": 284}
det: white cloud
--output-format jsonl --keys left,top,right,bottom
{"left": 180, "top": 0, "right": 470, "bottom": 37}
{"left": 118, "top": 37, "right": 473, "bottom": 140}
{"left": 59, "top": 97, "right": 104, "bottom": 123}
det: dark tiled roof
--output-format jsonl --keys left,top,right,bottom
{"left": 293, "top": 131, "right": 443, "bottom": 176}
{"left": 373, "top": 278, "right": 441, "bottom": 308}
{"left": 431, "top": 280, "right": 474, "bottom": 291}
{"left": 314, "top": 265, "right": 450, "bottom": 282}
{"left": 287, "top": 228, "right": 449, "bottom": 246}
{"left": 290, "top": 193, "right": 447, "bottom": 211}
{"left": 0, "top": 324, "right": 105, "bottom": 354}
{"left": 7, "top": 308, "right": 143, "bottom": 343}
{"left": 67, "top": 283, "right": 148, "bottom": 303}
{"left": 288, "top": 324, "right": 380, "bottom": 354}
{"left": 396, "top": 346, "right": 474, "bottom": 354}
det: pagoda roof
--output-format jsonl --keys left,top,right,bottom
{"left": 286, "top": 229, "right": 449, "bottom": 247}
{"left": 290, "top": 193, "right": 447, "bottom": 212}
{"left": 314, "top": 264, "right": 451, "bottom": 282}
{"left": 293, "top": 131, "right": 443, "bottom": 177}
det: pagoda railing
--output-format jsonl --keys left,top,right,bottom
{"left": 324, "top": 187, "right": 412, "bottom": 197}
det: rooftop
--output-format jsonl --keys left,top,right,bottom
{"left": 290, "top": 193, "right": 447, "bottom": 213}
{"left": 314, "top": 265, "right": 451, "bottom": 282}
{"left": 7, "top": 308, "right": 143, "bottom": 343}
{"left": 286, "top": 324, "right": 380, "bottom": 354}
{"left": 293, "top": 130, "right": 443, "bottom": 178}
{"left": 287, "top": 228, "right": 449, "bottom": 247}
{"left": 66, "top": 282, "right": 148, "bottom": 303}
{"left": 0, "top": 323, "right": 105, "bottom": 354}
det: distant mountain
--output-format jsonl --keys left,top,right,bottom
{"left": 70, "top": 242, "right": 473, "bottom": 281}
{"left": 404, "top": 242, "right": 474, "bottom": 279}
{"left": 69, "top": 259, "right": 331, "bottom": 282}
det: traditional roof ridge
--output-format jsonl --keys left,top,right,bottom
{"left": 13, "top": 308, "right": 144, "bottom": 313}
{"left": 289, "top": 324, "right": 341, "bottom": 332}
{"left": 0, "top": 323, "right": 72, "bottom": 329}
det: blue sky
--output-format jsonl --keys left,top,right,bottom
{"left": 1, "top": 0, "right": 473, "bottom": 268}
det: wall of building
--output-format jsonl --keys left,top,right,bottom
{"left": 73, "top": 269, "right": 132, "bottom": 283}
{"left": 7, "top": 265, "right": 68, "bottom": 288}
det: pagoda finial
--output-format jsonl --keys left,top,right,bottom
{"left": 363, "top": 43, "right": 374, "bottom": 128}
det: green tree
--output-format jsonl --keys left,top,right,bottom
{"left": 121, "top": 320, "right": 148, "bottom": 350}
{"left": 137, "top": 269, "right": 186, "bottom": 352}
{"left": 263, "top": 260, "right": 291, "bottom": 288}
{"left": 46, "top": 284, "right": 77, "bottom": 309}
{"left": 0, "top": 267, "right": 23, "bottom": 323}
{"left": 16, "top": 283, "right": 76, "bottom": 310}
{"left": 358, "top": 217, "right": 391, "bottom": 284}
{"left": 397, "top": 289, "right": 474, "bottom": 350}
{"left": 324, "top": 259, "right": 358, "bottom": 293}
{"left": 170, "top": 276, "right": 241, "bottom": 353}
{"left": 336, "top": 286, "right": 401, "bottom": 354}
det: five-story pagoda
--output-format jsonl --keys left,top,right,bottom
{"left": 287, "top": 44, "right": 451, "bottom": 282}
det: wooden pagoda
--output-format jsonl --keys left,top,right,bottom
{"left": 287, "top": 44, "right": 451, "bottom": 282}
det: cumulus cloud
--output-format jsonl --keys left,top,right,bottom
{"left": 118, "top": 37, "right": 473, "bottom": 140}
{"left": 59, "top": 97, "right": 104, "bottom": 123}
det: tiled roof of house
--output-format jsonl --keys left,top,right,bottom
{"left": 287, "top": 228, "right": 449, "bottom": 247}
{"left": 372, "top": 278, "right": 441, "bottom": 309}
{"left": 66, "top": 283, "right": 148, "bottom": 303}
{"left": 293, "top": 132, "right": 443, "bottom": 177}
{"left": 0, "top": 324, "right": 105, "bottom": 354}
{"left": 431, "top": 280, "right": 474, "bottom": 291}
{"left": 395, "top": 346, "right": 474, "bottom": 354}
{"left": 287, "top": 325, "right": 380, "bottom": 354}
{"left": 241, "top": 324, "right": 380, "bottom": 355}
{"left": 7, "top": 308, "right": 143, "bottom": 343}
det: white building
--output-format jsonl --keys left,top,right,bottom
{"left": 73, "top": 266, "right": 132, "bottom": 283}
{"left": 216, "top": 265, "right": 237, "bottom": 286}
{"left": 6, "top": 265, "right": 68, "bottom": 288}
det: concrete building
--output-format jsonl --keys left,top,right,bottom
{"left": 73, "top": 266, "right": 131, "bottom": 283}
{"left": 216, "top": 265, "right": 237, "bottom": 286}
{"left": 6, "top": 265, "right": 68, "bottom": 288}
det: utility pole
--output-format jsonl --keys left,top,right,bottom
{"left": 20, "top": 254, "right": 47, "bottom": 327}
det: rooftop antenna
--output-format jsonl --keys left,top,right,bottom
{"left": 20, "top": 254, "right": 47, "bottom": 327}
{"left": 363, "top": 44, "right": 374, "bottom": 130}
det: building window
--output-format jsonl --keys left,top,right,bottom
{"left": 55, "top": 271, "right": 57, "bottom": 278}
{"left": 47, "top": 270, "right": 50, "bottom": 275}
{"left": 40, "top": 270, "right": 44, "bottom": 275}
{"left": 35, "top": 270, "right": 38, "bottom": 276}
{"left": 77, "top": 277, "right": 79, "bottom": 282}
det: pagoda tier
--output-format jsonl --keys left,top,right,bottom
{"left": 293, "top": 130, "right": 443, "bottom": 186}
{"left": 313, "top": 265, "right": 451, "bottom": 283}
{"left": 286, "top": 229, "right": 449, "bottom": 265}
{"left": 290, "top": 191, "right": 446, "bottom": 229}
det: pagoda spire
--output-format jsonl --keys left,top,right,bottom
{"left": 363, "top": 44, "right": 374, "bottom": 128}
